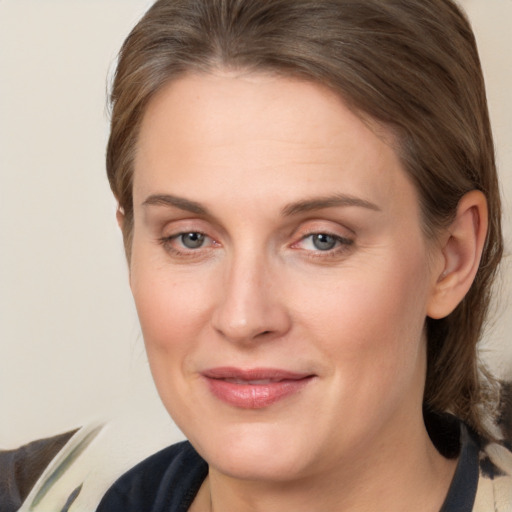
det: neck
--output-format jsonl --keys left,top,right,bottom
{"left": 192, "top": 415, "right": 458, "bottom": 512}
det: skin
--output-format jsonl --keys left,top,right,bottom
{"left": 128, "top": 71, "right": 462, "bottom": 511}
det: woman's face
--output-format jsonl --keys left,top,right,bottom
{"left": 130, "top": 72, "right": 443, "bottom": 481}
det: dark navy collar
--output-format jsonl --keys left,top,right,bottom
{"left": 98, "top": 418, "right": 480, "bottom": 511}
{"left": 439, "top": 423, "right": 480, "bottom": 512}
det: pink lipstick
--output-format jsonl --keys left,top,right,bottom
{"left": 202, "top": 367, "right": 314, "bottom": 409}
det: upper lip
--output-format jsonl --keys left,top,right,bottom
{"left": 202, "top": 367, "right": 313, "bottom": 382}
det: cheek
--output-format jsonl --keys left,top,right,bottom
{"left": 303, "top": 258, "right": 427, "bottom": 340}
{"left": 297, "top": 252, "right": 431, "bottom": 396}
{"left": 130, "top": 264, "right": 214, "bottom": 421}
{"left": 130, "top": 254, "right": 213, "bottom": 362}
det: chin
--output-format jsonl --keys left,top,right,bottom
{"left": 210, "top": 446, "right": 309, "bottom": 482}
{"left": 190, "top": 421, "right": 320, "bottom": 482}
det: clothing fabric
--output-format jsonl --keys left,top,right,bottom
{"left": 96, "top": 418, "right": 512, "bottom": 512}
{"left": 0, "top": 430, "right": 77, "bottom": 512}
{"left": 3, "top": 417, "right": 512, "bottom": 512}
{"left": 96, "top": 441, "right": 207, "bottom": 512}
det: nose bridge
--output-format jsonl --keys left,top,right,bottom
{"left": 212, "top": 245, "right": 289, "bottom": 343}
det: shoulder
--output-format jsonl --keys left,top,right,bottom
{"left": 0, "top": 430, "right": 77, "bottom": 512}
{"left": 430, "top": 410, "right": 512, "bottom": 512}
{"left": 473, "top": 380, "right": 512, "bottom": 511}
{"left": 474, "top": 439, "right": 512, "bottom": 512}
{"left": 96, "top": 440, "right": 208, "bottom": 512}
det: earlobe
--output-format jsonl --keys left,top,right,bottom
{"left": 427, "top": 190, "right": 488, "bottom": 319}
{"left": 116, "top": 206, "right": 125, "bottom": 230}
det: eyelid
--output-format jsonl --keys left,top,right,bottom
{"left": 162, "top": 230, "right": 213, "bottom": 243}
{"left": 157, "top": 215, "right": 226, "bottom": 241}
{"left": 290, "top": 218, "right": 354, "bottom": 241}
{"left": 292, "top": 232, "right": 353, "bottom": 250}
{"left": 158, "top": 230, "right": 221, "bottom": 259}
{"left": 287, "top": 219, "right": 356, "bottom": 261}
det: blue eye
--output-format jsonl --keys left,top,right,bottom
{"left": 296, "top": 232, "right": 353, "bottom": 253}
{"left": 179, "top": 232, "right": 206, "bottom": 249}
{"left": 158, "top": 231, "right": 219, "bottom": 258}
{"left": 311, "top": 233, "right": 338, "bottom": 251}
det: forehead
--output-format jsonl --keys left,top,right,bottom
{"left": 133, "top": 71, "right": 418, "bottom": 219}
{"left": 136, "top": 71, "right": 389, "bottom": 160}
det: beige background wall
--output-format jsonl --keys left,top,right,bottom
{"left": 1, "top": 0, "right": 511, "bottom": 448}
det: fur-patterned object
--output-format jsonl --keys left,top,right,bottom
{"left": 474, "top": 440, "right": 512, "bottom": 511}
{"left": 498, "top": 381, "right": 512, "bottom": 445}
{"left": 472, "top": 380, "right": 512, "bottom": 511}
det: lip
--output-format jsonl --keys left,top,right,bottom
{"left": 201, "top": 367, "right": 315, "bottom": 409}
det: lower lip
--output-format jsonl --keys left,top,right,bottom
{"left": 203, "top": 376, "right": 313, "bottom": 409}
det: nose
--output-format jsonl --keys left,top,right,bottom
{"left": 211, "top": 252, "right": 292, "bottom": 344}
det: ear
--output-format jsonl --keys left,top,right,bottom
{"left": 116, "top": 206, "right": 125, "bottom": 230}
{"left": 427, "top": 190, "right": 488, "bottom": 319}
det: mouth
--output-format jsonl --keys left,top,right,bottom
{"left": 201, "top": 367, "right": 315, "bottom": 409}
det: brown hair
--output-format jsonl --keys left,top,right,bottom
{"left": 107, "top": 0, "right": 503, "bottom": 437}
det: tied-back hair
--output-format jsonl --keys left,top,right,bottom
{"left": 107, "top": 0, "right": 503, "bottom": 438}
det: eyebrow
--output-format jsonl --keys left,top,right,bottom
{"left": 281, "top": 194, "right": 381, "bottom": 216}
{"left": 142, "top": 192, "right": 381, "bottom": 217}
{"left": 142, "top": 194, "right": 209, "bottom": 215}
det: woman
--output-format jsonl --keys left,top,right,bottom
{"left": 97, "top": 0, "right": 510, "bottom": 510}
